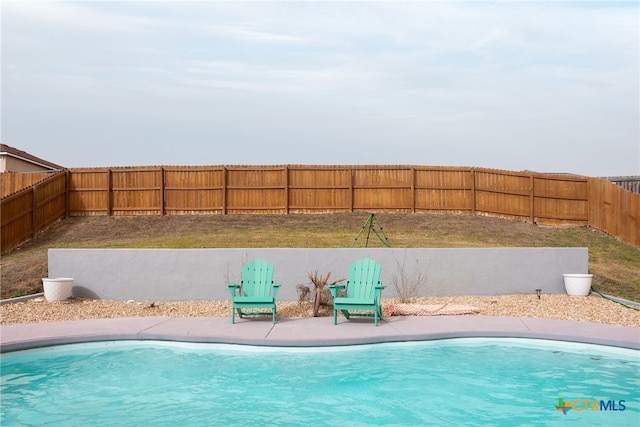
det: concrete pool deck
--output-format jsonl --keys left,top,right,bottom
{"left": 1, "top": 315, "right": 639, "bottom": 352}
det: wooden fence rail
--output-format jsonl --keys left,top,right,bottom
{"left": 1, "top": 165, "right": 638, "bottom": 253}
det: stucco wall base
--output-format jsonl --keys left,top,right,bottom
{"left": 48, "top": 248, "right": 588, "bottom": 301}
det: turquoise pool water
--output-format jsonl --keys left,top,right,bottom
{"left": 1, "top": 338, "right": 638, "bottom": 426}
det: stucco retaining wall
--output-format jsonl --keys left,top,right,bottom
{"left": 48, "top": 248, "right": 588, "bottom": 301}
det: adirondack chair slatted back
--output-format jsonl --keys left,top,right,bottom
{"left": 347, "top": 258, "right": 381, "bottom": 299}
{"left": 241, "top": 259, "right": 274, "bottom": 297}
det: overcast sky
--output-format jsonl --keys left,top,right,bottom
{"left": 1, "top": 0, "right": 638, "bottom": 177}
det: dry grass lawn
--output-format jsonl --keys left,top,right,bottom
{"left": 1, "top": 212, "right": 638, "bottom": 302}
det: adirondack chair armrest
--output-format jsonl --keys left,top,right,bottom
{"left": 329, "top": 284, "right": 346, "bottom": 298}
{"left": 228, "top": 283, "right": 241, "bottom": 297}
{"left": 272, "top": 283, "right": 281, "bottom": 297}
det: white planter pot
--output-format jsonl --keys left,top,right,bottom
{"left": 563, "top": 274, "right": 593, "bottom": 297}
{"left": 42, "top": 278, "right": 74, "bottom": 302}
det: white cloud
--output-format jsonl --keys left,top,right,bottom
{"left": 197, "top": 23, "right": 311, "bottom": 44}
{"left": 2, "top": 0, "right": 158, "bottom": 34}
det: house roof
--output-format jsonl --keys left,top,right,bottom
{"left": 0, "top": 143, "right": 64, "bottom": 170}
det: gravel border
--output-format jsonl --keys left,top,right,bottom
{"left": 1, "top": 294, "right": 639, "bottom": 328}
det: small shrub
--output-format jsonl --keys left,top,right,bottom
{"left": 391, "top": 252, "right": 426, "bottom": 303}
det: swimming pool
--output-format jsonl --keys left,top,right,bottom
{"left": 1, "top": 338, "right": 638, "bottom": 426}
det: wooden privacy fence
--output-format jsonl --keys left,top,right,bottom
{"left": 1, "top": 170, "right": 68, "bottom": 253}
{"left": 0, "top": 172, "right": 58, "bottom": 198}
{"left": 605, "top": 176, "right": 640, "bottom": 194}
{"left": 1, "top": 165, "right": 639, "bottom": 252}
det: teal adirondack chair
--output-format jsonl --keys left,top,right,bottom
{"left": 228, "top": 259, "right": 280, "bottom": 324}
{"left": 329, "top": 258, "right": 385, "bottom": 326}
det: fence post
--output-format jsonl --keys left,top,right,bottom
{"left": 411, "top": 167, "right": 415, "bottom": 213}
{"left": 529, "top": 174, "right": 535, "bottom": 224}
{"left": 285, "top": 165, "right": 289, "bottom": 214}
{"left": 471, "top": 168, "right": 476, "bottom": 215}
{"left": 587, "top": 178, "right": 593, "bottom": 231}
{"left": 31, "top": 186, "right": 37, "bottom": 239}
{"left": 160, "top": 167, "right": 165, "bottom": 216}
{"left": 65, "top": 169, "right": 70, "bottom": 218}
{"left": 222, "top": 166, "right": 227, "bottom": 215}
{"left": 107, "top": 169, "right": 113, "bottom": 216}
{"left": 350, "top": 167, "right": 354, "bottom": 212}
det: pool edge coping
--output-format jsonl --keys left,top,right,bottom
{"left": 1, "top": 315, "right": 639, "bottom": 353}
